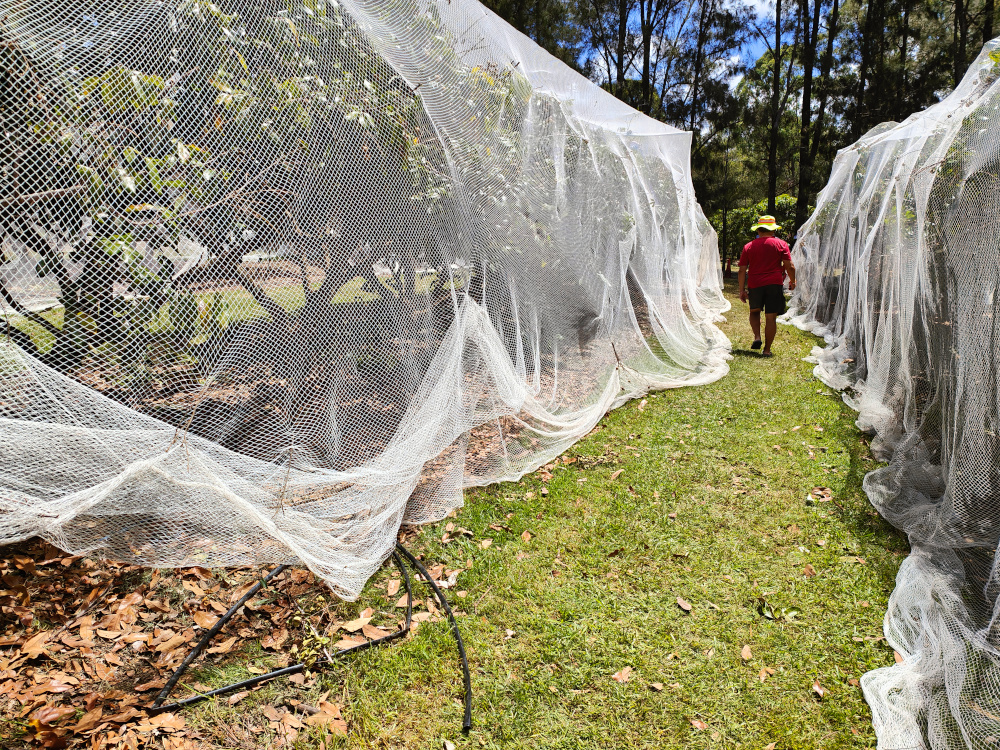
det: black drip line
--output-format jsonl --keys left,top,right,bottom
{"left": 149, "top": 543, "right": 472, "bottom": 734}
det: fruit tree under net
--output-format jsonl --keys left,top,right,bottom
{"left": 0, "top": 0, "right": 730, "bottom": 599}
{"left": 786, "top": 40, "right": 1000, "bottom": 749}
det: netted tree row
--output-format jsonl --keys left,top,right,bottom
{"left": 786, "top": 40, "right": 1000, "bottom": 749}
{"left": 0, "top": 0, "right": 729, "bottom": 599}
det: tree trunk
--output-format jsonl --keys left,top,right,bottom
{"left": 689, "top": 0, "right": 711, "bottom": 130}
{"left": 795, "top": 0, "right": 820, "bottom": 231}
{"left": 809, "top": 0, "right": 839, "bottom": 167}
{"left": 985, "top": 0, "right": 995, "bottom": 43}
{"left": 767, "top": 0, "right": 782, "bottom": 214}
{"left": 721, "top": 132, "right": 731, "bottom": 271}
{"left": 955, "top": 0, "right": 969, "bottom": 87}
{"left": 872, "top": 0, "right": 888, "bottom": 117}
{"left": 616, "top": 0, "right": 628, "bottom": 97}
{"left": 853, "top": 0, "right": 876, "bottom": 139}
{"left": 896, "top": 0, "right": 910, "bottom": 121}
{"left": 640, "top": 0, "right": 654, "bottom": 113}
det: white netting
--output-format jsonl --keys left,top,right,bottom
{"left": 0, "top": 0, "right": 729, "bottom": 599}
{"left": 786, "top": 40, "right": 1000, "bottom": 749}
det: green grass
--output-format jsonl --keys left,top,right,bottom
{"left": 3, "top": 278, "right": 382, "bottom": 354}
{"left": 185, "top": 280, "right": 907, "bottom": 749}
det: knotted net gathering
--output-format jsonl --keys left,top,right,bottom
{"left": 786, "top": 40, "right": 1000, "bottom": 749}
{"left": 0, "top": 0, "right": 730, "bottom": 600}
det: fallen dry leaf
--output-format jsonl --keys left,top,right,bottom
{"left": 72, "top": 707, "right": 104, "bottom": 733}
{"left": 690, "top": 718, "right": 708, "bottom": 730}
{"left": 649, "top": 682, "right": 664, "bottom": 692}
{"left": 521, "top": 530, "right": 532, "bottom": 543}
{"left": 480, "top": 539, "right": 493, "bottom": 550}
{"left": 812, "top": 680, "right": 828, "bottom": 699}
{"left": 206, "top": 635, "right": 238, "bottom": 654}
{"left": 612, "top": 666, "right": 632, "bottom": 683}
{"left": 741, "top": 645, "right": 752, "bottom": 661}
{"left": 31, "top": 705, "right": 77, "bottom": 726}
{"left": 150, "top": 713, "right": 187, "bottom": 731}
{"left": 156, "top": 633, "right": 187, "bottom": 653}
{"left": 335, "top": 635, "right": 367, "bottom": 650}
{"left": 361, "top": 623, "right": 392, "bottom": 639}
{"left": 304, "top": 701, "right": 347, "bottom": 734}
{"left": 261, "top": 627, "right": 289, "bottom": 650}
{"left": 341, "top": 617, "right": 372, "bottom": 634}
{"left": 803, "top": 564, "right": 817, "bottom": 577}
{"left": 21, "top": 630, "right": 51, "bottom": 657}
{"left": 193, "top": 610, "right": 219, "bottom": 629}
{"left": 610, "top": 469, "right": 625, "bottom": 481}
{"left": 676, "top": 597, "right": 692, "bottom": 613}
{"left": 387, "top": 579, "right": 401, "bottom": 597}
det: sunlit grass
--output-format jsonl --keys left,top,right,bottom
{"left": 183, "top": 280, "right": 904, "bottom": 749}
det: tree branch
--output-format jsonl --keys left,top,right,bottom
{"left": 0, "top": 185, "right": 85, "bottom": 207}
{"left": 0, "top": 280, "right": 61, "bottom": 337}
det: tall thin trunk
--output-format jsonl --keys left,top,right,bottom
{"left": 689, "top": 0, "right": 711, "bottom": 130}
{"left": 853, "top": 0, "right": 876, "bottom": 138}
{"left": 795, "top": 0, "right": 820, "bottom": 230}
{"left": 616, "top": 0, "right": 628, "bottom": 97}
{"left": 810, "top": 0, "right": 839, "bottom": 166}
{"left": 639, "top": 0, "right": 659, "bottom": 113}
{"left": 955, "top": 0, "right": 968, "bottom": 87}
{"left": 767, "top": 0, "right": 782, "bottom": 214}
{"left": 722, "top": 132, "right": 731, "bottom": 270}
{"left": 985, "top": 0, "right": 995, "bottom": 43}
{"left": 640, "top": 21, "right": 652, "bottom": 112}
{"left": 896, "top": 0, "right": 910, "bottom": 121}
{"left": 873, "top": 0, "right": 887, "bottom": 115}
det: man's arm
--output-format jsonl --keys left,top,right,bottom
{"left": 782, "top": 256, "right": 796, "bottom": 291}
{"left": 738, "top": 264, "right": 748, "bottom": 303}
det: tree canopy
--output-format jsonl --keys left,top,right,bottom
{"left": 482, "top": 0, "right": 1000, "bottom": 242}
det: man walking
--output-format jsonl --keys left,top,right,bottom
{"left": 737, "top": 215, "right": 796, "bottom": 357}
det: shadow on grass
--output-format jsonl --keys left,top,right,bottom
{"left": 829, "top": 395, "right": 909, "bottom": 591}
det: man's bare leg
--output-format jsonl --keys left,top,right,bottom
{"left": 763, "top": 312, "right": 778, "bottom": 355}
{"left": 749, "top": 308, "right": 762, "bottom": 345}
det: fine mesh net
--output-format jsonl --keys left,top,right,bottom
{"left": 786, "top": 40, "right": 1000, "bottom": 748}
{"left": 0, "top": 0, "right": 729, "bottom": 599}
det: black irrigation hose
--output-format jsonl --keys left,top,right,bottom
{"left": 394, "top": 542, "right": 473, "bottom": 734}
{"left": 148, "top": 549, "right": 433, "bottom": 719}
{"left": 152, "top": 562, "right": 290, "bottom": 708}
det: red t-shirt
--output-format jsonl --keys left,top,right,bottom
{"left": 739, "top": 236, "right": 791, "bottom": 288}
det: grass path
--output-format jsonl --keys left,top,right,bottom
{"left": 193, "top": 282, "right": 908, "bottom": 749}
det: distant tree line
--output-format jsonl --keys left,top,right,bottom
{"left": 484, "top": 0, "right": 1000, "bottom": 257}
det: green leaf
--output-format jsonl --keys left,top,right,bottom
{"left": 144, "top": 158, "right": 164, "bottom": 194}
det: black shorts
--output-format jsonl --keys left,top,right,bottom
{"left": 748, "top": 284, "right": 786, "bottom": 314}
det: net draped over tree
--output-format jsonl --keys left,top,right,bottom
{"left": 0, "top": 0, "right": 729, "bottom": 599}
{"left": 786, "top": 40, "right": 1000, "bottom": 749}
